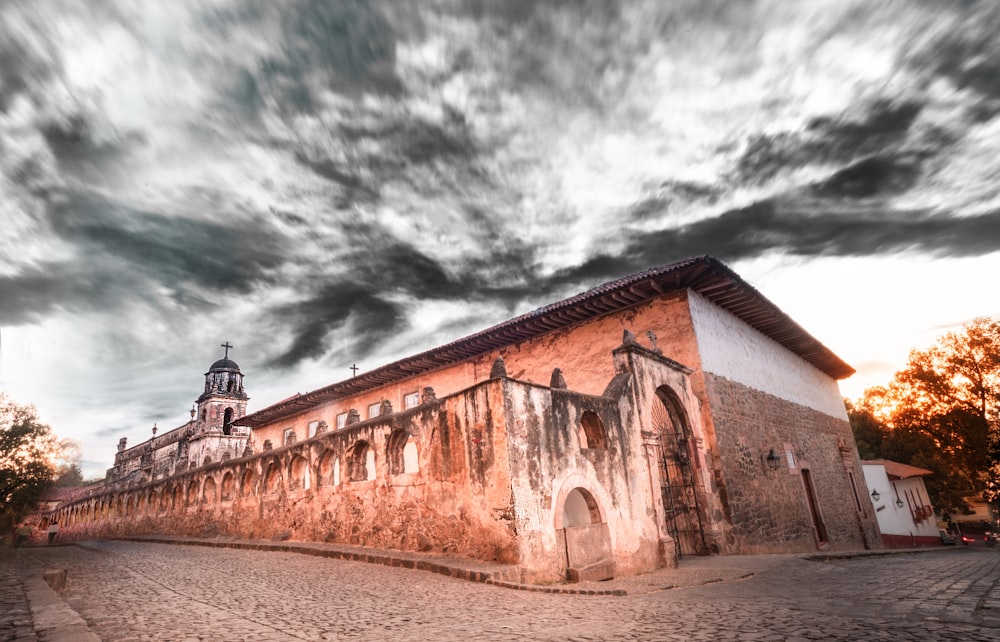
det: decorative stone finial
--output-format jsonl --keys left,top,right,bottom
{"left": 316, "top": 420, "right": 328, "bottom": 435}
{"left": 263, "top": 439, "right": 273, "bottom": 451}
{"left": 646, "top": 330, "right": 662, "bottom": 355}
{"left": 117, "top": 437, "right": 127, "bottom": 452}
{"left": 379, "top": 399, "right": 393, "bottom": 416}
{"left": 421, "top": 386, "right": 436, "bottom": 404}
{"left": 152, "top": 423, "right": 158, "bottom": 437}
{"left": 490, "top": 356, "right": 507, "bottom": 379}
{"left": 622, "top": 329, "right": 636, "bottom": 345}
{"left": 550, "top": 368, "right": 567, "bottom": 389}
{"left": 346, "top": 409, "right": 360, "bottom": 425}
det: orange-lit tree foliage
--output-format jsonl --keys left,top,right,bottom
{"left": 848, "top": 318, "right": 1000, "bottom": 517}
{"left": 0, "top": 393, "right": 60, "bottom": 533}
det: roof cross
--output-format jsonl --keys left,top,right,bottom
{"left": 221, "top": 341, "right": 233, "bottom": 359}
{"left": 350, "top": 364, "right": 359, "bottom": 377}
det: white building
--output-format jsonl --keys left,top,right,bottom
{"left": 862, "top": 459, "right": 939, "bottom": 547}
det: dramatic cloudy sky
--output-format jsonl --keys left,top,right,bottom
{"left": 2, "top": 1, "right": 999, "bottom": 477}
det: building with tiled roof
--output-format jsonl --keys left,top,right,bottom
{"left": 862, "top": 459, "right": 939, "bottom": 548}
{"left": 52, "top": 256, "right": 881, "bottom": 584}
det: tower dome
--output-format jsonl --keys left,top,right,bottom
{"left": 198, "top": 342, "right": 248, "bottom": 403}
{"left": 209, "top": 357, "right": 241, "bottom": 373}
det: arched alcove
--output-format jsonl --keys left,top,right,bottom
{"left": 348, "top": 441, "right": 374, "bottom": 482}
{"left": 578, "top": 411, "right": 608, "bottom": 449}
{"left": 562, "top": 487, "right": 602, "bottom": 527}
{"left": 317, "top": 450, "right": 338, "bottom": 486}
{"left": 240, "top": 468, "right": 257, "bottom": 497}
{"left": 289, "top": 455, "right": 310, "bottom": 490}
{"left": 203, "top": 476, "right": 217, "bottom": 504}
{"left": 220, "top": 471, "right": 235, "bottom": 501}
{"left": 264, "top": 462, "right": 282, "bottom": 494}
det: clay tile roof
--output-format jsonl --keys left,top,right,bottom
{"left": 864, "top": 459, "right": 934, "bottom": 480}
{"left": 239, "top": 255, "right": 854, "bottom": 428}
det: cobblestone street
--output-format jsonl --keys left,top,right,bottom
{"left": 8, "top": 542, "right": 1000, "bottom": 641}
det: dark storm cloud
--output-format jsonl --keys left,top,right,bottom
{"left": 222, "top": 0, "right": 400, "bottom": 118}
{"left": 45, "top": 190, "right": 287, "bottom": 295}
{"left": 565, "top": 202, "right": 1000, "bottom": 287}
{"left": 265, "top": 231, "right": 470, "bottom": 367}
{"left": 906, "top": 3, "right": 1000, "bottom": 120}
{"left": 0, "top": 189, "right": 289, "bottom": 325}
{"left": 266, "top": 283, "right": 402, "bottom": 368}
{"left": 0, "top": 263, "right": 97, "bottom": 324}
{"left": 291, "top": 109, "right": 478, "bottom": 206}
{"left": 0, "top": 16, "right": 56, "bottom": 113}
{"left": 734, "top": 100, "right": 926, "bottom": 184}
{"left": 809, "top": 155, "right": 923, "bottom": 199}
{"left": 41, "top": 113, "right": 146, "bottom": 182}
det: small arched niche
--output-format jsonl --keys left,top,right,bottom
{"left": 578, "top": 411, "right": 608, "bottom": 449}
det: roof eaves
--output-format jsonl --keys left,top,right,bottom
{"left": 240, "top": 255, "right": 854, "bottom": 427}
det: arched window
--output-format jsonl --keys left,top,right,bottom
{"left": 240, "top": 469, "right": 257, "bottom": 497}
{"left": 289, "top": 456, "right": 310, "bottom": 490}
{"left": 203, "top": 477, "right": 217, "bottom": 504}
{"left": 220, "top": 472, "right": 235, "bottom": 501}
{"left": 387, "top": 430, "right": 418, "bottom": 475}
{"left": 264, "top": 462, "right": 282, "bottom": 494}
{"left": 348, "top": 441, "right": 375, "bottom": 482}
{"left": 317, "top": 450, "right": 338, "bottom": 486}
{"left": 223, "top": 408, "right": 234, "bottom": 435}
{"left": 579, "top": 411, "right": 608, "bottom": 449}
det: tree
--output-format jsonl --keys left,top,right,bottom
{"left": 850, "top": 318, "right": 1000, "bottom": 517}
{"left": 0, "top": 393, "right": 60, "bottom": 533}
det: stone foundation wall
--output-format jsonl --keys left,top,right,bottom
{"left": 704, "top": 374, "right": 881, "bottom": 554}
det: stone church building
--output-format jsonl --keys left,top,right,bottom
{"left": 54, "top": 256, "right": 881, "bottom": 584}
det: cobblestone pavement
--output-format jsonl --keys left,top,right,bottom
{"left": 10, "top": 542, "right": 1000, "bottom": 641}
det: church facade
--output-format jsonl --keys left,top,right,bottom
{"left": 106, "top": 346, "right": 252, "bottom": 484}
{"left": 52, "top": 256, "right": 881, "bottom": 583}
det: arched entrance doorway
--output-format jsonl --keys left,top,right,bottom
{"left": 653, "top": 386, "right": 707, "bottom": 557}
{"left": 555, "top": 483, "right": 615, "bottom": 582}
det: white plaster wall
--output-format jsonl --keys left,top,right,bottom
{"left": 687, "top": 290, "right": 848, "bottom": 418}
{"left": 862, "top": 464, "right": 938, "bottom": 538}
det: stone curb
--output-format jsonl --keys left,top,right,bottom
{"left": 118, "top": 536, "right": 628, "bottom": 596}
{"left": 21, "top": 573, "right": 101, "bottom": 642}
{"left": 804, "top": 545, "right": 967, "bottom": 562}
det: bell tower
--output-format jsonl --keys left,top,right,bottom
{"left": 195, "top": 341, "right": 249, "bottom": 436}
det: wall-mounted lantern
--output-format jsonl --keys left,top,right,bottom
{"left": 765, "top": 449, "right": 782, "bottom": 471}
{"left": 870, "top": 489, "right": 881, "bottom": 502}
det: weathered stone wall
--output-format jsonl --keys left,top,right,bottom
{"left": 704, "top": 374, "right": 881, "bottom": 554}
{"left": 53, "top": 380, "right": 521, "bottom": 567}
{"left": 503, "top": 376, "right": 655, "bottom": 582}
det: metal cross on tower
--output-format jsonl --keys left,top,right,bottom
{"left": 350, "top": 364, "right": 359, "bottom": 377}
{"left": 221, "top": 341, "right": 233, "bottom": 358}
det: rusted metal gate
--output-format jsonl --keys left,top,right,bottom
{"left": 653, "top": 396, "right": 707, "bottom": 557}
